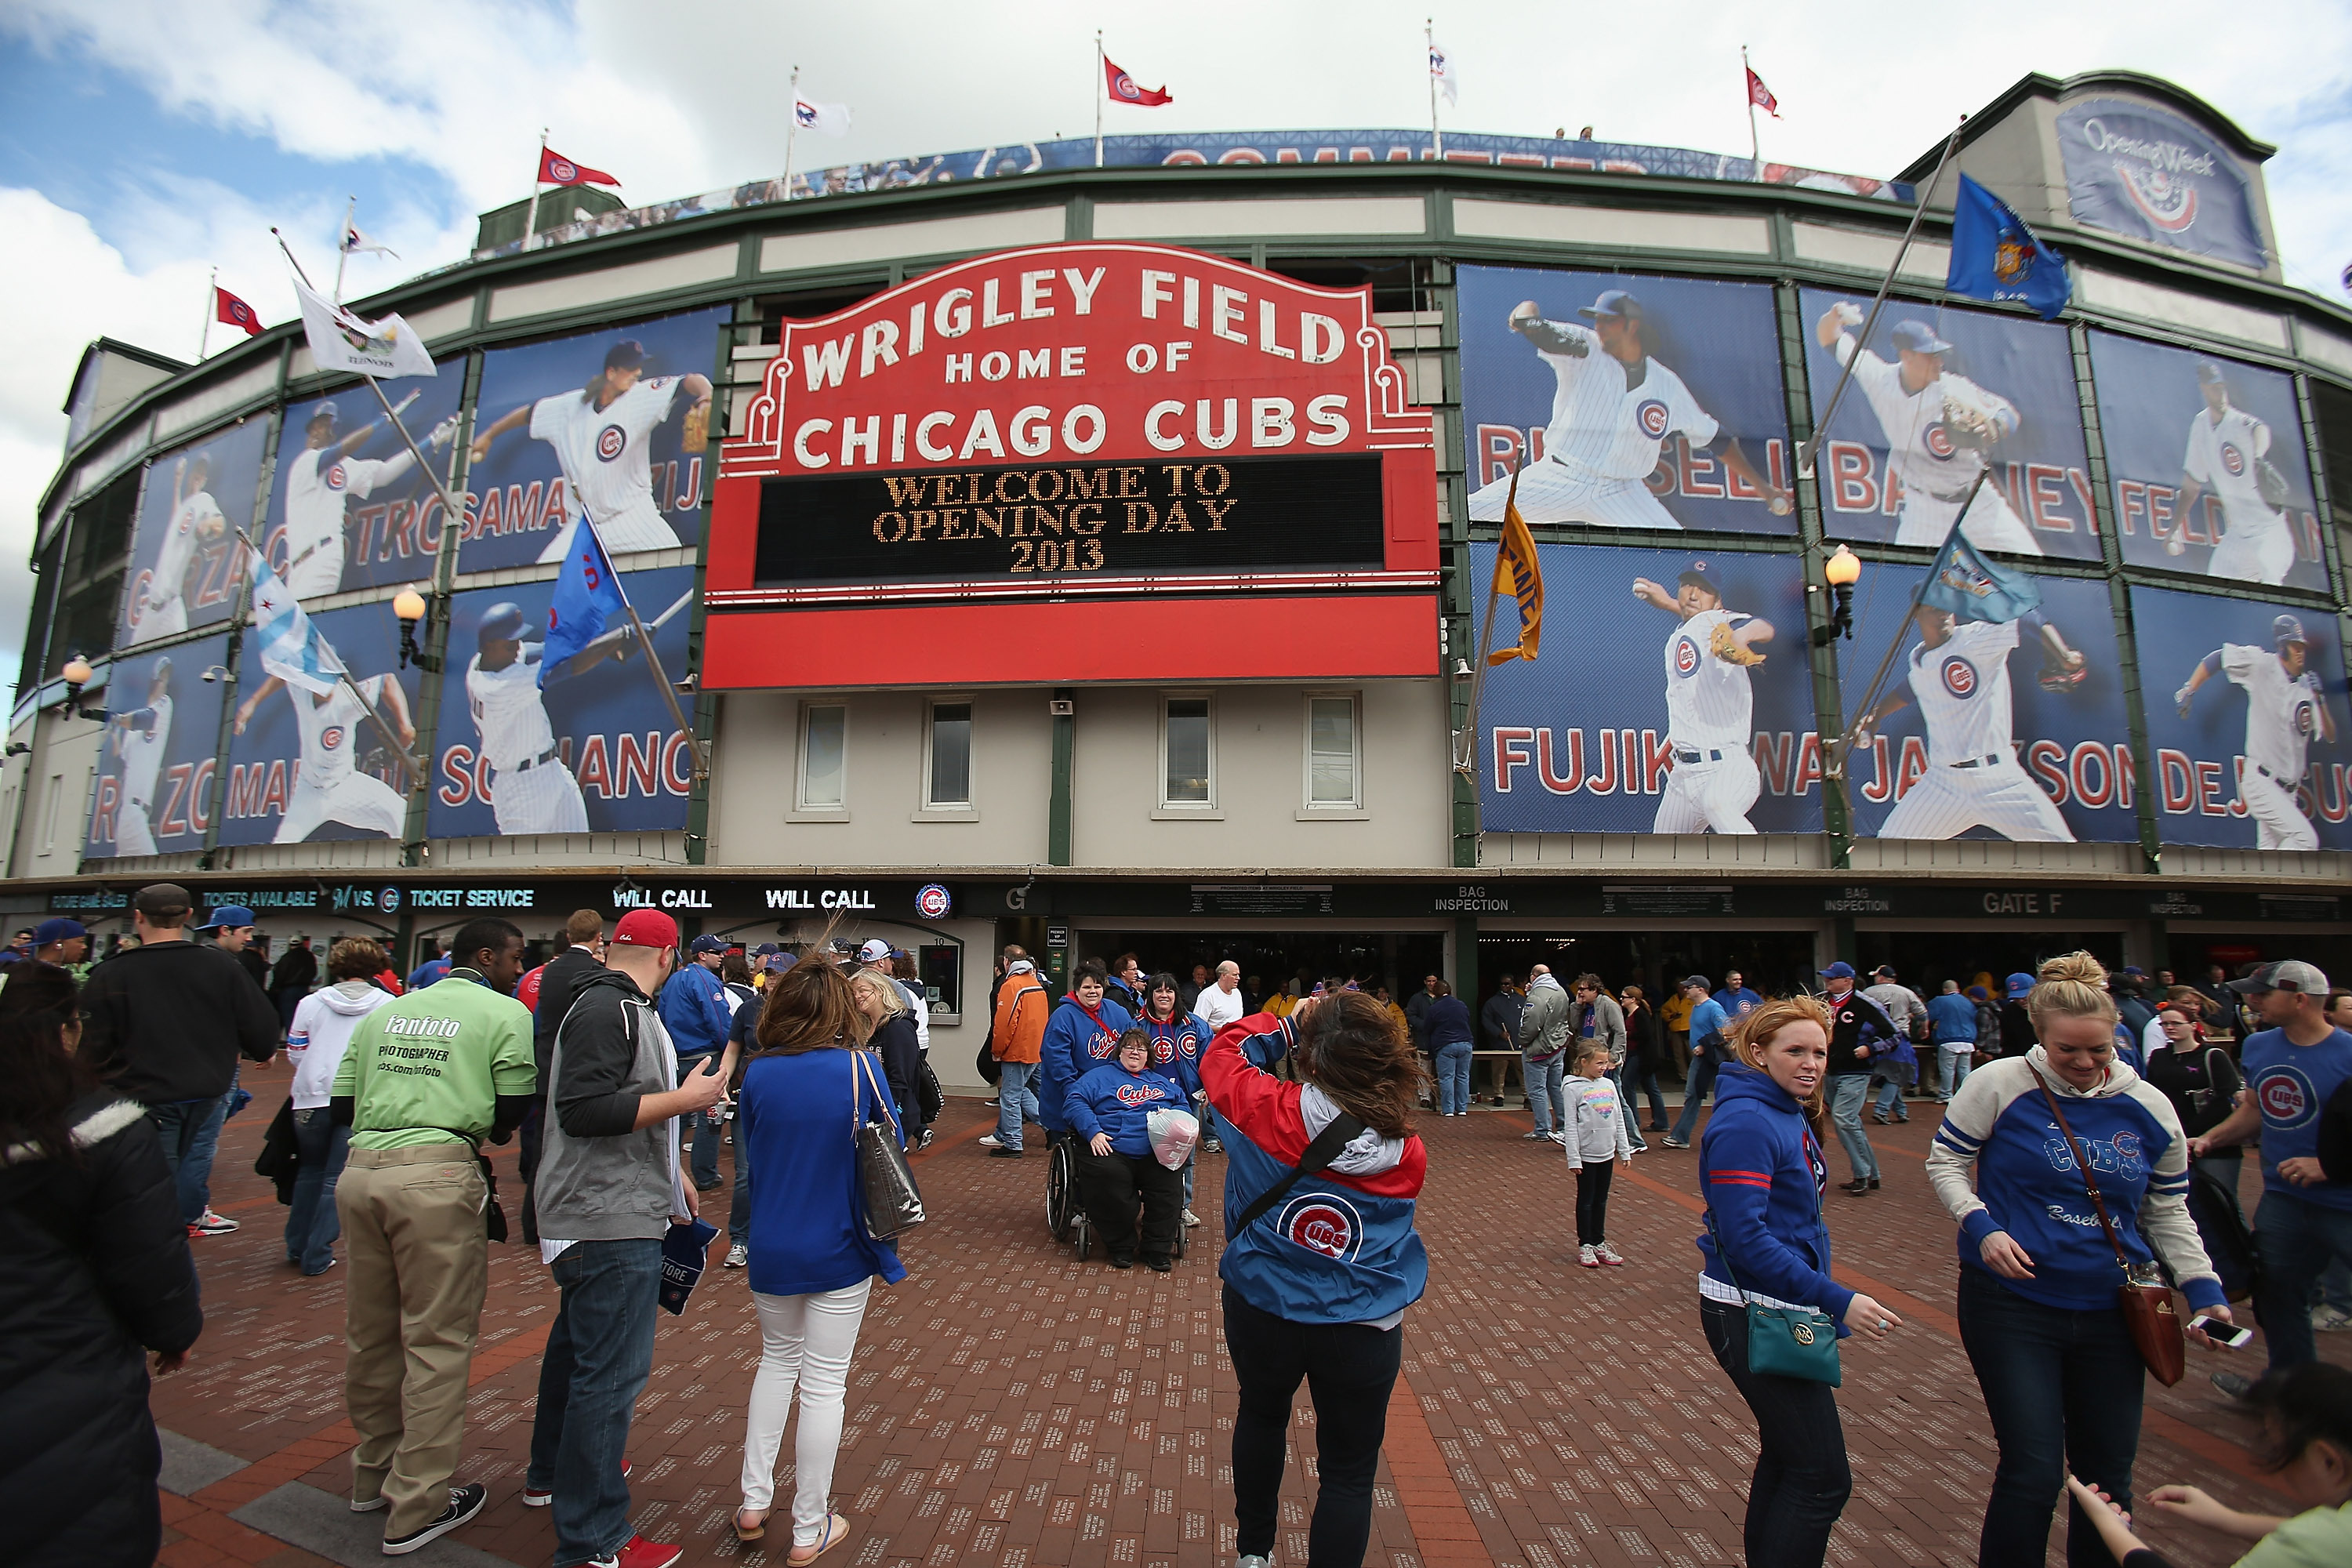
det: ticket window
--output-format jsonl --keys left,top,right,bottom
{"left": 920, "top": 942, "right": 962, "bottom": 1022}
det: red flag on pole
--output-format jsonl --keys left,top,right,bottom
{"left": 215, "top": 286, "right": 263, "bottom": 337}
{"left": 1746, "top": 67, "right": 1780, "bottom": 118}
{"left": 538, "top": 146, "right": 620, "bottom": 187}
{"left": 1103, "top": 56, "right": 1172, "bottom": 106}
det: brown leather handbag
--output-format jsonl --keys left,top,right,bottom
{"left": 2035, "top": 1078, "right": 2187, "bottom": 1385}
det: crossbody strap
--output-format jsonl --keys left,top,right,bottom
{"left": 2031, "top": 1071, "right": 2135, "bottom": 1280}
{"left": 854, "top": 1050, "right": 901, "bottom": 1139}
{"left": 1232, "top": 1108, "right": 1367, "bottom": 1235}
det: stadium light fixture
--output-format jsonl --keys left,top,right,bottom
{"left": 1812, "top": 546, "right": 1861, "bottom": 646}
{"left": 393, "top": 587, "right": 439, "bottom": 672}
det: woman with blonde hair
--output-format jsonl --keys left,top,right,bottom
{"left": 1926, "top": 952, "right": 2234, "bottom": 1567}
{"left": 1697, "top": 994, "right": 1901, "bottom": 1568}
{"left": 846, "top": 966, "right": 917, "bottom": 1143}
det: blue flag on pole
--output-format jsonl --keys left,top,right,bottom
{"left": 540, "top": 515, "right": 630, "bottom": 688}
{"left": 1946, "top": 172, "right": 2070, "bottom": 320}
{"left": 1919, "top": 518, "right": 2042, "bottom": 625}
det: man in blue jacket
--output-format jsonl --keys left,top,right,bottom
{"left": 1037, "top": 959, "right": 1134, "bottom": 1142}
{"left": 1664, "top": 977, "right": 1732, "bottom": 1149}
{"left": 1926, "top": 979, "right": 1980, "bottom": 1102}
{"left": 657, "top": 934, "right": 734, "bottom": 1191}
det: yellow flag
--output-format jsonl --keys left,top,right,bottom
{"left": 1486, "top": 491, "right": 1544, "bottom": 666}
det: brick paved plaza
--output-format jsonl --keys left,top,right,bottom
{"left": 149, "top": 1062, "right": 2346, "bottom": 1568}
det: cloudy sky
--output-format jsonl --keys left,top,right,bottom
{"left": 2, "top": 0, "right": 2348, "bottom": 684}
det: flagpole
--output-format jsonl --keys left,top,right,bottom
{"left": 522, "top": 129, "right": 546, "bottom": 251}
{"left": 1457, "top": 445, "right": 1526, "bottom": 772}
{"left": 198, "top": 266, "right": 215, "bottom": 361}
{"left": 782, "top": 68, "right": 800, "bottom": 201}
{"left": 333, "top": 194, "right": 355, "bottom": 303}
{"left": 1094, "top": 34, "right": 1105, "bottom": 169}
{"left": 1798, "top": 116, "right": 1966, "bottom": 478}
{"left": 231, "top": 528, "right": 425, "bottom": 775}
{"left": 1743, "top": 46, "right": 1761, "bottom": 176}
{"left": 626, "top": 600, "right": 707, "bottom": 783}
{"left": 1425, "top": 20, "right": 1443, "bottom": 158}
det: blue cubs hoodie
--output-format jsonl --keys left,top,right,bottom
{"left": 1137, "top": 1009, "right": 1210, "bottom": 1098}
{"left": 1695, "top": 1062, "right": 1857, "bottom": 1333}
{"left": 1065, "top": 1061, "right": 1188, "bottom": 1157}
{"left": 1036, "top": 991, "right": 1134, "bottom": 1134}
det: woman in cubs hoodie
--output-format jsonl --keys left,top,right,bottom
{"left": 1204, "top": 990, "right": 1427, "bottom": 1568}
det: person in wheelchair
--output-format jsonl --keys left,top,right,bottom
{"left": 1066, "top": 1028, "right": 1189, "bottom": 1272}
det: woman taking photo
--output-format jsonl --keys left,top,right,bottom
{"left": 1697, "top": 996, "right": 1901, "bottom": 1568}
{"left": 1926, "top": 953, "right": 2231, "bottom": 1567}
{"left": 281, "top": 937, "right": 394, "bottom": 1275}
{"left": 1, "top": 961, "right": 205, "bottom": 1566}
{"left": 733, "top": 960, "right": 907, "bottom": 1563}
{"left": 1206, "top": 990, "right": 1428, "bottom": 1568}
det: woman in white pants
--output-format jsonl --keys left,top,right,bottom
{"left": 732, "top": 960, "right": 908, "bottom": 1561}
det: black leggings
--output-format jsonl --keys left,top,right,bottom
{"left": 1074, "top": 1146, "right": 1181, "bottom": 1261}
{"left": 1574, "top": 1159, "right": 1615, "bottom": 1247}
{"left": 1700, "top": 1298, "right": 1853, "bottom": 1568}
{"left": 1224, "top": 1283, "right": 1401, "bottom": 1568}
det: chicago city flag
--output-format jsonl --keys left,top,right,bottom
{"left": 1920, "top": 515, "right": 2042, "bottom": 625}
{"left": 245, "top": 548, "right": 346, "bottom": 695}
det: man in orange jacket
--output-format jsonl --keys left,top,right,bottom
{"left": 982, "top": 957, "right": 1049, "bottom": 1157}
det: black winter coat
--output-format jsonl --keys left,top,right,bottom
{"left": 869, "top": 1013, "right": 920, "bottom": 1132}
{"left": 2, "top": 1092, "right": 204, "bottom": 1566}
{"left": 77, "top": 941, "right": 281, "bottom": 1105}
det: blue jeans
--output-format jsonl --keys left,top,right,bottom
{"left": 1956, "top": 1265, "right": 2146, "bottom": 1568}
{"left": 1825, "top": 1076, "right": 1878, "bottom": 1182}
{"left": 1700, "top": 1298, "right": 1852, "bottom": 1568}
{"left": 1434, "top": 1043, "right": 1472, "bottom": 1114}
{"left": 996, "top": 1060, "right": 1040, "bottom": 1149}
{"left": 1935, "top": 1047, "right": 1973, "bottom": 1099}
{"left": 529, "top": 1238, "right": 665, "bottom": 1566}
{"left": 1607, "top": 1068, "right": 1650, "bottom": 1146}
{"left": 284, "top": 1108, "right": 350, "bottom": 1273}
{"left": 1871, "top": 1075, "right": 1907, "bottom": 1120}
{"left": 681, "top": 1055, "right": 722, "bottom": 1188}
{"left": 1523, "top": 1054, "right": 1566, "bottom": 1133}
{"left": 2252, "top": 1189, "right": 2352, "bottom": 1373}
{"left": 148, "top": 1096, "right": 230, "bottom": 1225}
{"left": 1623, "top": 1062, "right": 1668, "bottom": 1129}
{"left": 729, "top": 1134, "right": 753, "bottom": 1246}
{"left": 1669, "top": 1057, "right": 1719, "bottom": 1143}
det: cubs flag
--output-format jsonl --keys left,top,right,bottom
{"left": 245, "top": 547, "right": 346, "bottom": 695}
{"left": 1947, "top": 172, "right": 2070, "bottom": 321}
{"left": 1746, "top": 67, "right": 1779, "bottom": 118}
{"left": 539, "top": 146, "right": 619, "bottom": 187}
{"left": 1919, "top": 516, "right": 2042, "bottom": 625}
{"left": 215, "top": 286, "right": 263, "bottom": 337}
{"left": 1104, "top": 56, "right": 1171, "bottom": 106}
{"left": 794, "top": 94, "right": 851, "bottom": 136}
{"left": 292, "top": 276, "right": 437, "bottom": 380}
{"left": 1428, "top": 40, "right": 1457, "bottom": 105}
{"left": 541, "top": 514, "right": 630, "bottom": 688}
{"left": 1486, "top": 488, "right": 1544, "bottom": 665}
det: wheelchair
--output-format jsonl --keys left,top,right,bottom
{"left": 1046, "top": 1132, "right": 1185, "bottom": 1264}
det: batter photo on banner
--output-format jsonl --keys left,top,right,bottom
{"left": 426, "top": 564, "right": 695, "bottom": 838}
{"left": 1475, "top": 542, "right": 1820, "bottom": 835}
{"left": 1838, "top": 560, "right": 2135, "bottom": 844}
{"left": 216, "top": 595, "right": 421, "bottom": 848}
{"left": 82, "top": 633, "right": 231, "bottom": 859}
{"left": 267, "top": 365, "right": 466, "bottom": 597}
{"left": 2133, "top": 583, "right": 2350, "bottom": 851}
{"left": 118, "top": 420, "right": 269, "bottom": 648}
{"left": 1458, "top": 265, "right": 1796, "bottom": 534}
{"left": 1799, "top": 288, "right": 2098, "bottom": 561}
{"left": 463, "top": 307, "right": 722, "bottom": 572}
{"left": 2087, "top": 332, "right": 2327, "bottom": 592}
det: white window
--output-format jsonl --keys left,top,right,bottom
{"left": 925, "top": 699, "right": 973, "bottom": 809}
{"left": 798, "top": 703, "right": 848, "bottom": 811}
{"left": 38, "top": 772, "right": 62, "bottom": 856}
{"left": 1160, "top": 695, "right": 1214, "bottom": 809}
{"left": 1305, "top": 694, "right": 1362, "bottom": 808}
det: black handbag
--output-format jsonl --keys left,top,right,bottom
{"left": 854, "top": 1051, "right": 925, "bottom": 1240}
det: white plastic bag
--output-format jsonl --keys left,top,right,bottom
{"left": 1146, "top": 1107, "right": 1200, "bottom": 1170}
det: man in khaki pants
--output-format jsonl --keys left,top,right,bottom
{"left": 331, "top": 917, "right": 535, "bottom": 1555}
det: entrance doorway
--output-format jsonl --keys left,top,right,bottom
{"left": 1077, "top": 928, "right": 1447, "bottom": 1013}
{"left": 1851, "top": 930, "right": 2127, "bottom": 1001}
{"left": 1474, "top": 929, "right": 1820, "bottom": 1022}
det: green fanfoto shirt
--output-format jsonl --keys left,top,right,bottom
{"left": 334, "top": 969, "right": 536, "bottom": 1150}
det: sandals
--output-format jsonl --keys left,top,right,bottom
{"left": 788, "top": 1512, "right": 853, "bottom": 1566}
{"left": 735, "top": 1506, "right": 770, "bottom": 1542}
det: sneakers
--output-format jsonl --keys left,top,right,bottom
{"left": 1182, "top": 1209, "right": 1202, "bottom": 1227}
{"left": 381, "top": 1483, "right": 486, "bottom": 1555}
{"left": 1236, "top": 1556, "right": 1275, "bottom": 1568}
{"left": 523, "top": 1459, "right": 630, "bottom": 1506}
{"left": 1842, "top": 1178, "right": 1871, "bottom": 1196}
{"left": 350, "top": 1494, "right": 387, "bottom": 1513}
{"left": 189, "top": 1210, "right": 239, "bottom": 1236}
{"left": 586, "top": 1537, "right": 684, "bottom": 1568}
{"left": 1662, "top": 1135, "right": 1690, "bottom": 1149}
{"left": 1628, "top": 1139, "right": 1650, "bottom": 1153}
{"left": 1577, "top": 1244, "right": 1601, "bottom": 1269}
{"left": 1202, "top": 1137, "right": 1222, "bottom": 1153}
{"left": 2212, "top": 1370, "right": 2256, "bottom": 1403}
{"left": 1146, "top": 1256, "right": 1173, "bottom": 1273}
{"left": 1869, "top": 1109, "right": 1887, "bottom": 1126}
{"left": 1594, "top": 1242, "right": 1625, "bottom": 1266}
{"left": 2316, "top": 1306, "right": 2352, "bottom": 1334}
{"left": 978, "top": 1134, "right": 1005, "bottom": 1147}
{"left": 988, "top": 1145, "right": 1023, "bottom": 1159}
{"left": 1523, "top": 1130, "right": 1552, "bottom": 1142}
{"left": 724, "top": 1243, "right": 748, "bottom": 1269}
{"left": 916, "top": 1130, "right": 935, "bottom": 1151}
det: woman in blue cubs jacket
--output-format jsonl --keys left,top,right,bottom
{"left": 1698, "top": 995, "right": 1901, "bottom": 1568}
{"left": 1036, "top": 959, "right": 1134, "bottom": 1141}
{"left": 1205, "top": 990, "right": 1428, "bottom": 1568}
{"left": 1138, "top": 971, "right": 1212, "bottom": 1221}
{"left": 1926, "top": 952, "right": 2230, "bottom": 1568}
{"left": 1066, "top": 1028, "right": 1188, "bottom": 1271}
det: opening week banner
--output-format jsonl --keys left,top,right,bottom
{"left": 217, "top": 601, "right": 422, "bottom": 848}
{"left": 1472, "top": 542, "right": 1820, "bottom": 835}
{"left": 82, "top": 632, "right": 230, "bottom": 859}
{"left": 118, "top": 421, "right": 269, "bottom": 649}
{"left": 267, "top": 361, "right": 467, "bottom": 596}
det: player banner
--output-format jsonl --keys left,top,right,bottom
{"left": 267, "top": 364, "right": 467, "bottom": 595}
{"left": 2087, "top": 332, "right": 2327, "bottom": 593}
{"left": 118, "top": 422, "right": 269, "bottom": 648}
{"left": 1457, "top": 265, "right": 1795, "bottom": 536}
{"left": 82, "top": 633, "right": 231, "bottom": 860}
{"left": 1838, "top": 567, "right": 2136, "bottom": 844}
{"left": 217, "top": 601, "right": 423, "bottom": 848}
{"left": 1798, "top": 289, "right": 2098, "bottom": 562}
{"left": 1472, "top": 542, "right": 1820, "bottom": 835}
{"left": 463, "top": 307, "right": 724, "bottom": 572}
{"left": 426, "top": 566, "right": 695, "bottom": 839}
{"left": 2131, "top": 583, "right": 2351, "bottom": 851}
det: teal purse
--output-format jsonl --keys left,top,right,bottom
{"left": 1704, "top": 1204, "right": 1842, "bottom": 1386}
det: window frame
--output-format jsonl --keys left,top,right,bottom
{"left": 1155, "top": 691, "right": 1218, "bottom": 817}
{"left": 1300, "top": 689, "right": 1368, "bottom": 817}
{"left": 918, "top": 695, "right": 978, "bottom": 818}
{"left": 793, "top": 700, "right": 850, "bottom": 817}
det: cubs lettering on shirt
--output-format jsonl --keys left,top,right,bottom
{"left": 1909, "top": 619, "right": 2022, "bottom": 765}
{"left": 1664, "top": 608, "right": 1756, "bottom": 750}
{"left": 282, "top": 447, "right": 414, "bottom": 596}
{"left": 1523, "top": 320, "right": 1719, "bottom": 480}
{"left": 527, "top": 376, "right": 684, "bottom": 555}
{"left": 296, "top": 678, "right": 379, "bottom": 787}
{"left": 464, "top": 652, "right": 560, "bottom": 771}
{"left": 2239, "top": 1025, "right": 2352, "bottom": 1210}
{"left": 2220, "top": 643, "right": 2320, "bottom": 782}
{"left": 1839, "top": 338, "right": 2013, "bottom": 499}
{"left": 2183, "top": 407, "right": 2281, "bottom": 528}
{"left": 118, "top": 697, "right": 172, "bottom": 808}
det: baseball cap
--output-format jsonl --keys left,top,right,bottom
{"left": 199, "top": 905, "right": 257, "bottom": 931}
{"left": 604, "top": 339, "right": 648, "bottom": 372}
{"left": 764, "top": 953, "right": 796, "bottom": 974}
{"left": 688, "top": 934, "right": 727, "bottom": 955}
{"left": 2006, "top": 972, "right": 2036, "bottom": 1000}
{"left": 753, "top": 942, "right": 781, "bottom": 956}
{"left": 2273, "top": 614, "right": 2307, "bottom": 647}
{"left": 32, "top": 917, "right": 85, "bottom": 946}
{"left": 612, "top": 909, "right": 680, "bottom": 949}
{"left": 1819, "top": 961, "right": 1857, "bottom": 981}
{"left": 1682, "top": 974, "right": 1711, "bottom": 991}
{"left": 1890, "top": 320, "right": 1953, "bottom": 355}
{"left": 477, "top": 602, "right": 528, "bottom": 645}
{"left": 1676, "top": 560, "right": 1721, "bottom": 592}
{"left": 2228, "top": 960, "right": 2330, "bottom": 996}
{"left": 307, "top": 400, "right": 340, "bottom": 425}
{"left": 1577, "top": 289, "right": 1644, "bottom": 322}
{"left": 133, "top": 884, "right": 192, "bottom": 921}
{"left": 2196, "top": 361, "right": 2229, "bottom": 386}
{"left": 1007, "top": 959, "right": 1036, "bottom": 975}
{"left": 857, "top": 938, "right": 893, "bottom": 964}
{"left": 1871, "top": 964, "right": 1897, "bottom": 979}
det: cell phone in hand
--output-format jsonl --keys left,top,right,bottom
{"left": 2189, "top": 1315, "right": 2252, "bottom": 1348}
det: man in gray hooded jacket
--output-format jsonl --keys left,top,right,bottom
{"left": 1516, "top": 966, "right": 1573, "bottom": 1142}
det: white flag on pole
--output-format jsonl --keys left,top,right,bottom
{"left": 292, "top": 275, "right": 436, "bottom": 379}
{"left": 245, "top": 547, "right": 347, "bottom": 696}
{"left": 793, "top": 94, "right": 851, "bottom": 136}
{"left": 1428, "top": 40, "right": 1458, "bottom": 104}
{"left": 340, "top": 222, "right": 396, "bottom": 256}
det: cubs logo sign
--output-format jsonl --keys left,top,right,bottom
{"left": 321, "top": 725, "right": 347, "bottom": 751}
{"left": 1635, "top": 398, "right": 1671, "bottom": 440}
{"left": 547, "top": 156, "right": 578, "bottom": 183}
{"left": 1940, "top": 656, "right": 1979, "bottom": 699}
{"left": 1673, "top": 635, "right": 1700, "bottom": 677}
{"left": 2257, "top": 1068, "right": 2314, "bottom": 1127}
{"left": 914, "top": 881, "right": 952, "bottom": 919}
{"left": 1277, "top": 1192, "right": 1364, "bottom": 1260}
{"left": 596, "top": 424, "right": 627, "bottom": 461}
{"left": 2220, "top": 442, "right": 2246, "bottom": 477}
{"left": 1924, "top": 423, "right": 1958, "bottom": 460}
{"left": 325, "top": 462, "right": 348, "bottom": 492}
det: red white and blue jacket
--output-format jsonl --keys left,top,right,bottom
{"left": 1137, "top": 1008, "right": 1210, "bottom": 1098}
{"left": 1066, "top": 1062, "right": 1188, "bottom": 1158}
{"left": 1203, "top": 1013, "right": 1428, "bottom": 1327}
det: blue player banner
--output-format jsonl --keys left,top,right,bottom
{"left": 2087, "top": 332, "right": 2327, "bottom": 593}
{"left": 1797, "top": 289, "right": 2097, "bottom": 561}
{"left": 2055, "top": 99, "right": 2267, "bottom": 271}
{"left": 1457, "top": 266, "right": 1796, "bottom": 536}
{"left": 118, "top": 421, "right": 270, "bottom": 648}
{"left": 426, "top": 567, "right": 695, "bottom": 839}
{"left": 217, "top": 601, "right": 422, "bottom": 848}
{"left": 266, "top": 364, "right": 467, "bottom": 596}
{"left": 2130, "top": 583, "right": 2351, "bottom": 851}
{"left": 82, "top": 633, "right": 231, "bottom": 860}
{"left": 1472, "top": 543, "right": 1820, "bottom": 835}
{"left": 1839, "top": 568, "right": 2136, "bottom": 844}
{"left": 461, "top": 307, "right": 724, "bottom": 572}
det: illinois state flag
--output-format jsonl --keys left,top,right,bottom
{"left": 1104, "top": 56, "right": 1171, "bottom": 106}
{"left": 539, "top": 146, "right": 619, "bottom": 187}
{"left": 541, "top": 514, "right": 632, "bottom": 687}
{"left": 215, "top": 286, "right": 263, "bottom": 337}
{"left": 1947, "top": 172, "right": 2069, "bottom": 320}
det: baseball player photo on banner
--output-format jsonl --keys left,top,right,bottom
{"left": 1839, "top": 568, "right": 2135, "bottom": 844}
{"left": 1458, "top": 265, "right": 1796, "bottom": 535}
{"left": 463, "top": 307, "right": 722, "bottom": 572}
{"left": 2132, "top": 583, "right": 2350, "bottom": 851}
{"left": 2087, "top": 332, "right": 2326, "bottom": 592}
{"left": 1799, "top": 289, "right": 2097, "bottom": 561}
{"left": 266, "top": 365, "right": 466, "bottom": 597}
{"left": 216, "top": 601, "right": 421, "bottom": 848}
{"left": 118, "top": 421, "right": 269, "bottom": 648}
{"left": 426, "top": 565, "right": 694, "bottom": 838}
{"left": 1475, "top": 543, "right": 1820, "bottom": 834}
{"left": 82, "top": 633, "right": 230, "bottom": 859}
